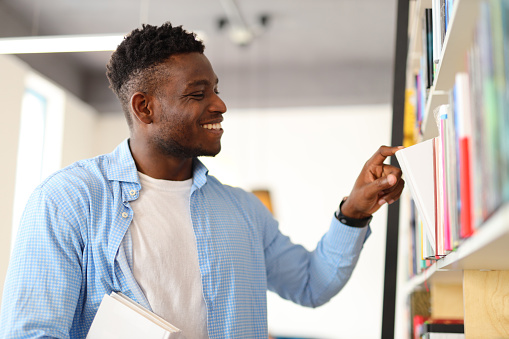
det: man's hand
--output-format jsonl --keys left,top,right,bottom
{"left": 341, "top": 145, "right": 405, "bottom": 219}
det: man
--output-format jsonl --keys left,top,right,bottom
{"left": 0, "top": 22, "right": 404, "bottom": 338}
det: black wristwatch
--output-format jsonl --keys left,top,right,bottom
{"left": 335, "top": 197, "right": 372, "bottom": 228}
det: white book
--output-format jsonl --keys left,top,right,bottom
{"left": 86, "top": 292, "right": 183, "bottom": 339}
{"left": 396, "top": 139, "right": 436, "bottom": 252}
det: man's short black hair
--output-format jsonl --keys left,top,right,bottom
{"left": 106, "top": 22, "right": 205, "bottom": 128}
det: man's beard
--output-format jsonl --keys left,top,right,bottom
{"left": 152, "top": 133, "right": 220, "bottom": 159}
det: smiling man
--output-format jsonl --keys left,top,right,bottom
{"left": 0, "top": 23, "right": 404, "bottom": 338}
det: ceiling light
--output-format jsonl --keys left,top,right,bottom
{"left": 0, "top": 34, "right": 126, "bottom": 54}
{"left": 0, "top": 30, "right": 207, "bottom": 54}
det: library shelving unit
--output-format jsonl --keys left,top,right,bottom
{"left": 393, "top": 0, "right": 509, "bottom": 338}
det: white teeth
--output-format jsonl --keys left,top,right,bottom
{"left": 201, "top": 123, "right": 222, "bottom": 130}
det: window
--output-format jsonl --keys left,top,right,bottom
{"left": 11, "top": 74, "right": 64, "bottom": 248}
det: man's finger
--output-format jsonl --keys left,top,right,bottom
{"left": 378, "top": 179, "right": 405, "bottom": 205}
{"left": 364, "top": 173, "right": 398, "bottom": 199}
{"left": 368, "top": 145, "right": 404, "bottom": 166}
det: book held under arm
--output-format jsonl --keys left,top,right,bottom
{"left": 86, "top": 292, "right": 183, "bottom": 339}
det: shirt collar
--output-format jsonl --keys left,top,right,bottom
{"left": 105, "top": 138, "right": 210, "bottom": 188}
{"left": 192, "top": 158, "right": 209, "bottom": 191}
{"left": 105, "top": 138, "right": 140, "bottom": 184}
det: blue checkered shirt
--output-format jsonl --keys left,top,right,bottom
{"left": 0, "top": 139, "right": 371, "bottom": 338}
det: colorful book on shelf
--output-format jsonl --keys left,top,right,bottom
{"left": 410, "top": 200, "right": 418, "bottom": 276}
{"left": 479, "top": 2, "right": 503, "bottom": 216}
{"left": 432, "top": 0, "right": 438, "bottom": 67}
{"left": 489, "top": 0, "right": 509, "bottom": 203}
{"left": 454, "top": 73, "right": 474, "bottom": 239}
{"left": 420, "top": 211, "right": 435, "bottom": 261}
{"left": 468, "top": 1, "right": 508, "bottom": 224}
{"left": 432, "top": 0, "right": 445, "bottom": 66}
{"left": 437, "top": 107, "right": 451, "bottom": 256}
{"left": 86, "top": 292, "right": 182, "bottom": 339}
{"left": 433, "top": 135, "right": 446, "bottom": 258}
{"left": 445, "top": 89, "right": 460, "bottom": 249}
{"left": 445, "top": 91, "right": 460, "bottom": 250}
{"left": 441, "top": 111, "right": 451, "bottom": 252}
{"left": 396, "top": 138, "right": 437, "bottom": 253}
{"left": 425, "top": 8, "right": 434, "bottom": 89}
{"left": 460, "top": 0, "right": 509, "bottom": 230}
{"left": 467, "top": 34, "right": 486, "bottom": 229}
{"left": 404, "top": 89, "right": 419, "bottom": 148}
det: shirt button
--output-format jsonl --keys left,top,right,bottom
{"left": 130, "top": 190, "right": 136, "bottom": 196}
{"left": 122, "top": 212, "right": 128, "bottom": 218}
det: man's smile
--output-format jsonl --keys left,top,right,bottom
{"left": 200, "top": 123, "right": 222, "bottom": 130}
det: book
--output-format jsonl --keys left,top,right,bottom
{"left": 425, "top": 8, "right": 434, "bottom": 89}
{"left": 435, "top": 113, "right": 446, "bottom": 258}
{"left": 444, "top": 94, "right": 459, "bottom": 250}
{"left": 86, "top": 292, "right": 182, "bottom": 339}
{"left": 410, "top": 291, "right": 431, "bottom": 339}
{"left": 454, "top": 73, "right": 474, "bottom": 238}
{"left": 422, "top": 323, "right": 464, "bottom": 333}
{"left": 419, "top": 321, "right": 465, "bottom": 339}
{"left": 422, "top": 333, "right": 465, "bottom": 339}
{"left": 418, "top": 319, "right": 465, "bottom": 339}
{"left": 396, "top": 138, "right": 437, "bottom": 253}
{"left": 447, "top": 87, "right": 460, "bottom": 249}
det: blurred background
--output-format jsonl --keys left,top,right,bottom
{"left": 0, "top": 0, "right": 399, "bottom": 338}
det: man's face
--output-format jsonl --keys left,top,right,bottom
{"left": 150, "top": 52, "right": 227, "bottom": 158}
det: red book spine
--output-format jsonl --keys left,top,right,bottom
{"left": 459, "top": 137, "right": 473, "bottom": 238}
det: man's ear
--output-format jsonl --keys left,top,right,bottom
{"left": 130, "top": 91, "right": 154, "bottom": 125}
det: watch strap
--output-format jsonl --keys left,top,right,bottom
{"left": 335, "top": 197, "right": 372, "bottom": 228}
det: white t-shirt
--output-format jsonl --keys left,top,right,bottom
{"left": 129, "top": 172, "right": 208, "bottom": 339}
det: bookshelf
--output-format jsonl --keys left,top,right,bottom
{"left": 395, "top": 0, "right": 509, "bottom": 338}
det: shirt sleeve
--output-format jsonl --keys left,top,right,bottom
{"left": 0, "top": 186, "right": 84, "bottom": 338}
{"left": 262, "top": 206, "right": 371, "bottom": 308}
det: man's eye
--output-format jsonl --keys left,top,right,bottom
{"left": 189, "top": 92, "right": 204, "bottom": 98}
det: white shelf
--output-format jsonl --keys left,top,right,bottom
{"left": 421, "top": 89, "right": 447, "bottom": 140}
{"left": 415, "top": 0, "right": 482, "bottom": 138}
{"left": 438, "top": 203, "right": 509, "bottom": 270}
{"left": 403, "top": 203, "right": 509, "bottom": 292}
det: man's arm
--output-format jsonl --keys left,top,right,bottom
{"left": 264, "top": 215, "right": 370, "bottom": 308}
{"left": 263, "top": 145, "right": 404, "bottom": 307}
{"left": 0, "top": 187, "right": 84, "bottom": 338}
